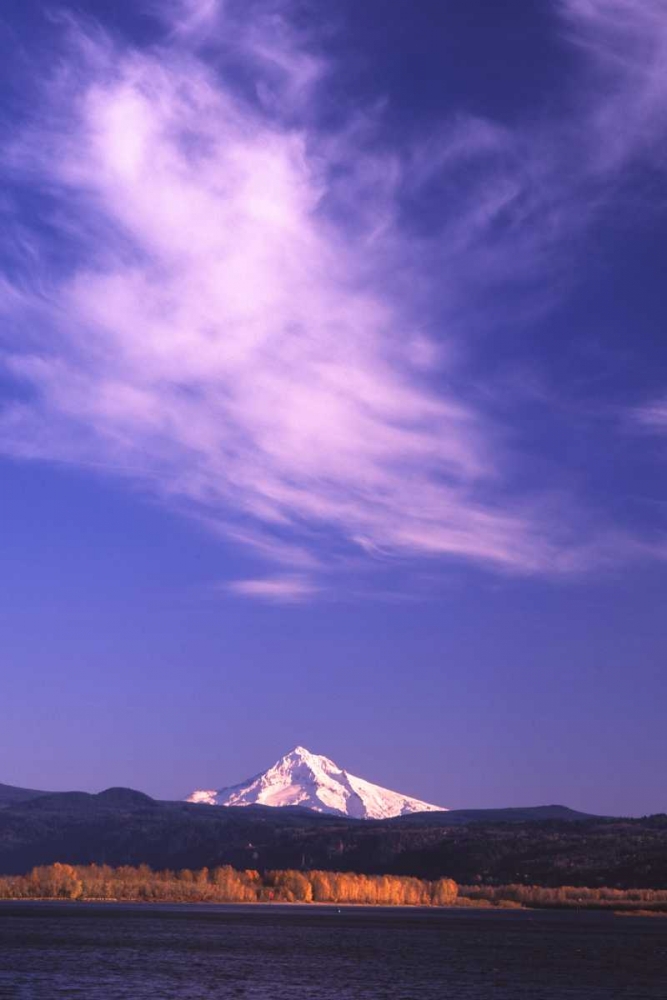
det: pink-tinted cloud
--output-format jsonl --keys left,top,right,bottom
{"left": 227, "top": 575, "right": 320, "bottom": 603}
{"left": 636, "top": 400, "right": 667, "bottom": 430}
{"left": 0, "top": 1, "right": 665, "bottom": 599}
{"left": 560, "top": 0, "right": 667, "bottom": 171}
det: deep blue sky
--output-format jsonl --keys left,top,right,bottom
{"left": 1, "top": 0, "right": 666, "bottom": 815}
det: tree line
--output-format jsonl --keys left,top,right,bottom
{"left": 458, "top": 882, "right": 667, "bottom": 911}
{"left": 0, "top": 863, "right": 458, "bottom": 906}
{"left": 1, "top": 864, "right": 666, "bottom": 912}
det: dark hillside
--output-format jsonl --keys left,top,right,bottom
{"left": 0, "top": 791, "right": 665, "bottom": 888}
{"left": 0, "top": 784, "right": 47, "bottom": 807}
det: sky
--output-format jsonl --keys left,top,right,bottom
{"left": 1, "top": 0, "right": 666, "bottom": 817}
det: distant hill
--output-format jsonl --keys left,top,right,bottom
{"left": 0, "top": 783, "right": 47, "bottom": 807}
{"left": 392, "top": 805, "right": 593, "bottom": 826}
{"left": 0, "top": 784, "right": 665, "bottom": 888}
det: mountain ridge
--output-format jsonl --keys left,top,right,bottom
{"left": 2, "top": 788, "right": 664, "bottom": 890}
{"left": 0, "top": 782, "right": 48, "bottom": 807}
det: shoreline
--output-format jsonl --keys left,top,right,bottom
{"left": 2, "top": 898, "right": 666, "bottom": 917}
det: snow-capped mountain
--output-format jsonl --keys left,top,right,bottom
{"left": 186, "top": 746, "right": 447, "bottom": 819}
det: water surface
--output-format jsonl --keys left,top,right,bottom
{"left": 0, "top": 902, "right": 665, "bottom": 999}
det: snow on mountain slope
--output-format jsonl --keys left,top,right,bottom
{"left": 186, "top": 746, "right": 447, "bottom": 819}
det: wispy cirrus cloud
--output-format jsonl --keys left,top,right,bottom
{"left": 636, "top": 400, "right": 667, "bottom": 430}
{"left": 0, "top": 0, "right": 666, "bottom": 600}
{"left": 227, "top": 575, "right": 320, "bottom": 603}
{"left": 560, "top": 0, "right": 667, "bottom": 173}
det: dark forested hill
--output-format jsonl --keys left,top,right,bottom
{"left": 0, "top": 787, "right": 665, "bottom": 887}
{"left": 0, "top": 783, "right": 47, "bottom": 807}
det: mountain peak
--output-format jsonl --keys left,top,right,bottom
{"left": 284, "top": 745, "right": 319, "bottom": 762}
{"left": 280, "top": 746, "right": 339, "bottom": 771}
{"left": 186, "top": 747, "right": 447, "bottom": 819}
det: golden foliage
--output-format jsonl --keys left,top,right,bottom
{"left": 459, "top": 883, "right": 667, "bottom": 911}
{"left": 4, "top": 865, "right": 665, "bottom": 912}
{"left": 0, "top": 864, "right": 458, "bottom": 907}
